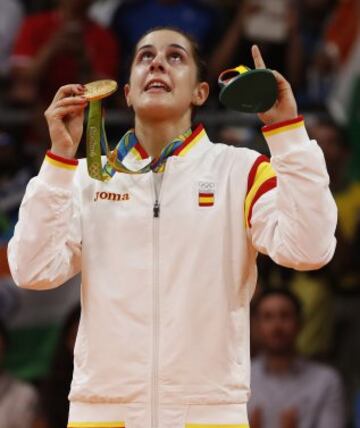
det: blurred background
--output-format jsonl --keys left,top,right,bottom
{"left": 0, "top": 0, "right": 359, "bottom": 427}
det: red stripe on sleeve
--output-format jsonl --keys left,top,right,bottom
{"left": 261, "top": 115, "right": 304, "bottom": 133}
{"left": 247, "top": 155, "right": 270, "bottom": 194}
{"left": 247, "top": 176, "right": 277, "bottom": 227}
{"left": 46, "top": 150, "right": 78, "bottom": 166}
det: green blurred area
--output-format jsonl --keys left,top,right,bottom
{"left": 4, "top": 324, "right": 61, "bottom": 381}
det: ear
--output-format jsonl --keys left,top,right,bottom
{"left": 124, "top": 83, "right": 132, "bottom": 107}
{"left": 192, "top": 81, "right": 210, "bottom": 107}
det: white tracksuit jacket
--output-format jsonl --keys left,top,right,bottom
{"left": 8, "top": 117, "right": 337, "bottom": 428}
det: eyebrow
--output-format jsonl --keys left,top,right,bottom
{"left": 136, "top": 43, "right": 189, "bottom": 54}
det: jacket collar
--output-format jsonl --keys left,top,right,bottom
{"left": 121, "top": 123, "right": 211, "bottom": 171}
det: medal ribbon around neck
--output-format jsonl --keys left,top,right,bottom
{"left": 85, "top": 80, "right": 192, "bottom": 182}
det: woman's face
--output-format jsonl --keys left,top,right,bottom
{"left": 125, "top": 30, "right": 209, "bottom": 121}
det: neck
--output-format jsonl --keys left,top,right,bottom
{"left": 134, "top": 115, "right": 192, "bottom": 158}
{"left": 264, "top": 351, "right": 297, "bottom": 374}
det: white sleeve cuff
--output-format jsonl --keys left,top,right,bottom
{"left": 38, "top": 151, "right": 78, "bottom": 189}
{"left": 262, "top": 116, "right": 311, "bottom": 156}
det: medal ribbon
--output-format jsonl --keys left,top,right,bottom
{"left": 86, "top": 100, "right": 192, "bottom": 182}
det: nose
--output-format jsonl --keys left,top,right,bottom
{"left": 149, "top": 53, "right": 166, "bottom": 72}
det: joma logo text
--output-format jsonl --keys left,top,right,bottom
{"left": 94, "top": 192, "right": 130, "bottom": 202}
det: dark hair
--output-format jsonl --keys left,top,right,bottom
{"left": 128, "top": 26, "right": 207, "bottom": 83}
{"left": 252, "top": 288, "right": 303, "bottom": 320}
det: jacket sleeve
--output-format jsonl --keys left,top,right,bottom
{"left": 7, "top": 151, "right": 82, "bottom": 289}
{"left": 245, "top": 116, "right": 337, "bottom": 270}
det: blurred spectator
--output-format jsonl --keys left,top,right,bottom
{"left": 290, "top": 0, "right": 336, "bottom": 108}
{"left": 0, "top": 130, "right": 33, "bottom": 243}
{"left": 308, "top": 114, "right": 360, "bottom": 290}
{"left": 0, "top": 320, "right": 39, "bottom": 428}
{"left": 307, "top": 115, "right": 350, "bottom": 192}
{"left": 332, "top": 274, "right": 360, "bottom": 424}
{"left": 216, "top": 125, "right": 257, "bottom": 148}
{"left": 10, "top": 0, "right": 120, "bottom": 106}
{"left": 290, "top": 270, "right": 334, "bottom": 360}
{"left": 0, "top": 0, "right": 24, "bottom": 84}
{"left": 304, "top": 0, "right": 360, "bottom": 112}
{"left": 322, "top": 0, "right": 360, "bottom": 67}
{"left": 346, "top": 71, "right": 360, "bottom": 181}
{"left": 315, "top": 0, "right": 360, "bottom": 180}
{"left": 35, "top": 304, "right": 81, "bottom": 428}
{"left": 294, "top": 0, "right": 360, "bottom": 111}
{"left": 110, "top": 0, "right": 221, "bottom": 82}
{"left": 328, "top": 32, "right": 360, "bottom": 128}
{"left": 249, "top": 288, "right": 345, "bottom": 428}
{"left": 208, "top": 0, "right": 297, "bottom": 83}
{"left": 309, "top": 115, "right": 360, "bottom": 420}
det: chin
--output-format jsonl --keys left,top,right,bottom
{"left": 136, "top": 101, "right": 179, "bottom": 121}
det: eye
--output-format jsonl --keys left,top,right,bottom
{"left": 138, "top": 50, "right": 154, "bottom": 62}
{"left": 168, "top": 50, "right": 184, "bottom": 63}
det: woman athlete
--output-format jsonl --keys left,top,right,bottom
{"left": 8, "top": 27, "right": 337, "bottom": 428}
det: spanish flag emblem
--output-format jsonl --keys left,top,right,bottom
{"left": 198, "top": 181, "right": 215, "bottom": 207}
{"left": 199, "top": 192, "right": 215, "bottom": 207}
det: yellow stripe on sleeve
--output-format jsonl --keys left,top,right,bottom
{"left": 68, "top": 422, "right": 125, "bottom": 428}
{"left": 262, "top": 120, "right": 304, "bottom": 137}
{"left": 244, "top": 161, "right": 276, "bottom": 227}
{"left": 46, "top": 155, "right": 78, "bottom": 170}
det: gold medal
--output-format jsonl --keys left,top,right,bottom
{"left": 84, "top": 79, "right": 118, "bottom": 101}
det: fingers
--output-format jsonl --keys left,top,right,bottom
{"left": 251, "top": 51, "right": 292, "bottom": 94}
{"left": 45, "top": 102, "right": 87, "bottom": 121}
{"left": 251, "top": 44, "right": 266, "bottom": 69}
{"left": 271, "top": 69, "right": 294, "bottom": 97}
{"left": 46, "top": 85, "right": 88, "bottom": 119}
{"left": 271, "top": 69, "right": 289, "bottom": 86}
{"left": 45, "top": 94, "right": 88, "bottom": 121}
{"left": 52, "top": 104, "right": 87, "bottom": 118}
{"left": 56, "top": 95, "right": 88, "bottom": 108}
{"left": 53, "top": 83, "right": 85, "bottom": 102}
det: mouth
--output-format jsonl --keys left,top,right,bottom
{"left": 144, "top": 79, "right": 171, "bottom": 93}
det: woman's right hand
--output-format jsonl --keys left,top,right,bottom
{"left": 44, "top": 84, "right": 88, "bottom": 159}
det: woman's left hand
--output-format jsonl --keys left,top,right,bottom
{"left": 252, "top": 45, "right": 298, "bottom": 125}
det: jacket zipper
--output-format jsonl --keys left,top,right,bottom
{"left": 151, "top": 174, "right": 161, "bottom": 428}
{"left": 153, "top": 200, "right": 160, "bottom": 218}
